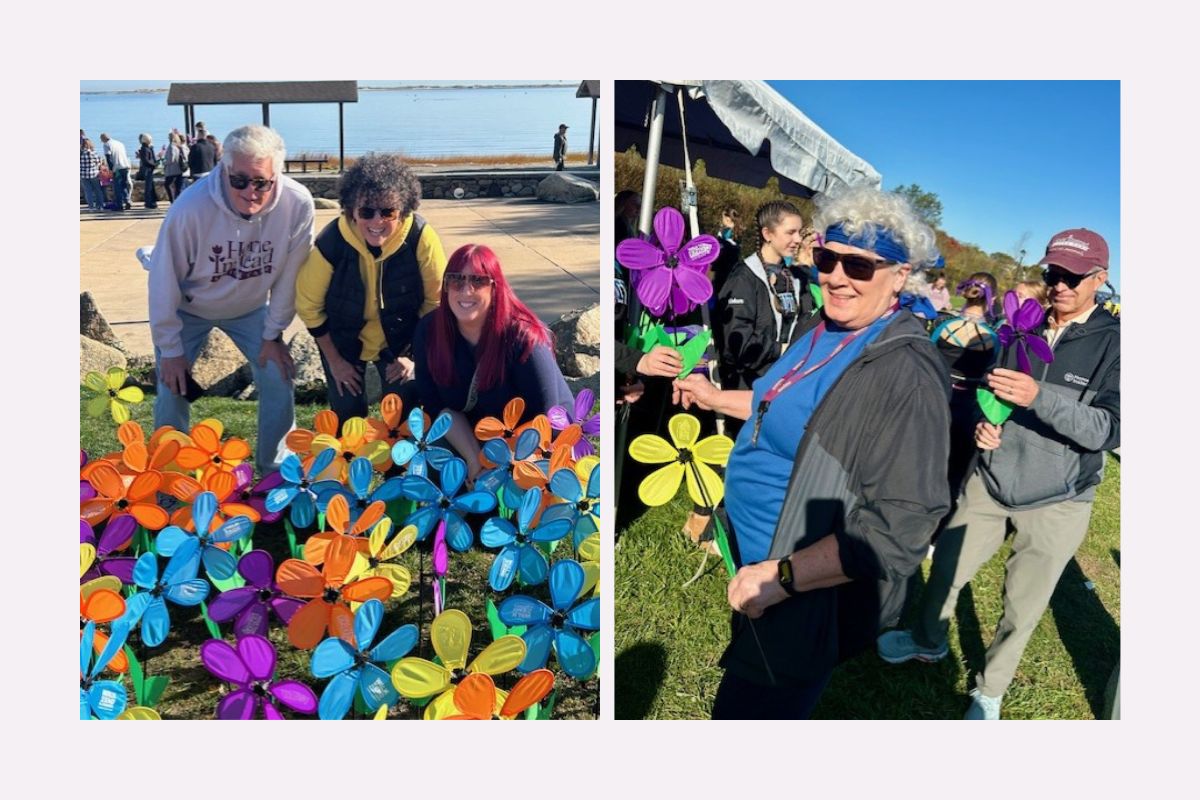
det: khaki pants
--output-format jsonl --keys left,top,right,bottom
{"left": 915, "top": 472, "right": 1093, "bottom": 697}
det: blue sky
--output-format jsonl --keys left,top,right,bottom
{"left": 768, "top": 81, "right": 1120, "bottom": 290}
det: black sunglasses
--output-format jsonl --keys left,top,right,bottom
{"left": 445, "top": 272, "right": 494, "bottom": 291}
{"left": 1043, "top": 268, "right": 1101, "bottom": 289}
{"left": 227, "top": 173, "right": 275, "bottom": 192}
{"left": 357, "top": 207, "right": 399, "bottom": 220}
{"left": 812, "top": 246, "right": 893, "bottom": 281}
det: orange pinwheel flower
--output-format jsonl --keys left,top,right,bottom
{"left": 474, "top": 397, "right": 529, "bottom": 452}
{"left": 364, "top": 394, "right": 421, "bottom": 472}
{"left": 513, "top": 416, "right": 580, "bottom": 491}
{"left": 175, "top": 422, "right": 250, "bottom": 478}
{"left": 446, "top": 669, "right": 555, "bottom": 720}
{"left": 285, "top": 409, "right": 340, "bottom": 459}
{"left": 98, "top": 421, "right": 183, "bottom": 478}
{"left": 79, "top": 572, "right": 129, "bottom": 674}
{"left": 301, "top": 494, "right": 384, "bottom": 565}
{"left": 163, "top": 468, "right": 261, "bottom": 530}
{"left": 275, "top": 536, "right": 393, "bottom": 650}
{"left": 80, "top": 461, "right": 169, "bottom": 530}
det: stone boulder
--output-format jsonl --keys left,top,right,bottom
{"left": 190, "top": 329, "right": 251, "bottom": 397}
{"left": 536, "top": 173, "right": 598, "bottom": 204}
{"left": 565, "top": 373, "right": 600, "bottom": 399}
{"left": 313, "top": 197, "right": 341, "bottom": 210}
{"left": 287, "top": 329, "right": 327, "bottom": 391}
{"left": 550, "top": 304, "right": 601, "bottom": 377}
{"left": 80, "top": 292, "right": 125, "bottom": 352}
{"left": 80, "top": 335, "right": 127, "bottom": 384}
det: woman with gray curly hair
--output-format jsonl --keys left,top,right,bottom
{"left": 674, "top": 186, "right": 952, "bottom": 718}
{"left": 296, "top": 152, "right": 447, "bottom": 424}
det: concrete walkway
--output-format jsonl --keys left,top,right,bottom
{"left": 79, "top": 197, "right": 599, "bottom": 357}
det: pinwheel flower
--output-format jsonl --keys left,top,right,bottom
{"left": 391, "top": 408, "right": 455, "bottom": 478}
{"left": 512, "top": 416, "right": 580, "bottom": 493}
{"left": 121, "top": 537, "right": 211, "bottom": 647}
{"left": 231, "top": 463, "right": 284, "bottom": 524}
{"left": 547, "top": 388, "right": 600, "bottom": 459}
{"left": 156, "top": 492, "right": 253, "bottom": 582}
{"left": 301, "top": 493, "right": 386, "bottom": 565}
{"left": 175, "top": 422, "right": 250, "bottom": 478}
{"left": 79, "top": 575, "right": 129, "bottom": 674}
{"left": 285, "top": 409, "right": 340, "bottom": 459}
{"left": 80, "top": 460, "right": 169, "bottom": 531}
{"left": 80, "top": 620, "right": 131, "bottom": 720}
{"left": 364, "top": 393, "right": 418, "bottom": 471}
{"left": 310, "top": 416, "right": 390, "bottom": 482}
{"left": 480, "top": 487, "right": 571, "bottom": 591}
{"left": 206, "top": 550, "right": 304, "bottom": 638}
{"left": 310, "top": 599, "right": 419, "bottom": 719}
{"left": 998, "top": 290, "right": 1053, "bottom": 375}
{"left": 353, "top": 516, "right": 417, "bottom": 600}
{"left": 313, "top": 455, "right": 405, "bottom": 521}
{"left": 265, "top": 448, "right": 338, "bottom": 529}
{"left": 390, "top": 609, "right": 528, "bottom": 720}
{"left": 446, "top": 669, "right": 555, "bottom": 721}
{"left": 540, "top": 456, "right": 600, "bottom": 551}
{"left": 110, "top": 420, "right": 181, "bottom": 478}
{"left": 629, "top": 413, "right": 733, "bottom": 508}
{"left": 498, "top": 559, "right": 600, "bottom": 680}
{"left": 200, "top": 635, "right": 318, "bottom": 720}
{"left": 474, "top": 397, "right": 532, "bottom": 452}
{"left": 81, "top": 450, "right": 96, "bottom": 503}
{"left": 476, "top": 427, "right": 542, "bottom": 508}
{"left": 163, "top": 468, "right": 261, "bottom": 531}
{"left": 615, "top": 206, "right": 719, "bottom": 317}
{"left": 79, "top": 514, "right": 138, "bottom": 584}
{"left": 83, "top": 367, "right": 144, "bottom": 424}
{"left": 402, "top": 456, "right": 497, "bottom": 551}
{"left": 275, "top": 536, "right": 393, "bottom": 650}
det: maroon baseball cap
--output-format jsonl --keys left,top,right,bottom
{"left": 1037, "top": 228, "right": 1109, "bottom": 275}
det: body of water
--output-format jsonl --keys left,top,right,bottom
{"left": 79, "top": 83, "right": 597, "bottom": 160}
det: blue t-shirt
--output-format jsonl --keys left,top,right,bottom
{"left": 725, "top": 316, "right": 889, "bottom": 565}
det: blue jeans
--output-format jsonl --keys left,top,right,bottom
{"left": 154, "top": 306, "right": 294, "bottom": 474}
{"left": 81, "top": 177, "right": 104, "bottom": 209}
{"left": 113, "top": 168, "right": 131, "bottom": 208}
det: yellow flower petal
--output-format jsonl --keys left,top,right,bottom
{"left": 85, "top": 394, "right": 110, "bottom": 418}
{"left": 110, "top": 400, "right": 131, "bottom": 424}
{"left": 693, "top": 434, "right": 735, "bottom": 467}
{"left": 575, "top": 454, "right": 600, "bottom": 483}
{"left": 83, "top": 372, "right": 107, "bottom": 392}
{"left": 684, "top": 459, "right": 725, "bottom": 508}
{"left": 105, "top": 367, "right": 128, "bottom": 391}
{"left": 379, "top": 524, "right": 417, "bottom": 561}
{"left": 668, "top": 413, "right": 701, "bottom": 450}
{"left": 80, "top": 544, "right": 96, "bottom": 579}
{"left": 577, "top": 532, "right": 600, "bottom": 562}
{"left": 468, "top": 635, "right": 526, "bottom": 676}
{"left": 118, "top": 707, "right": 161, "bottom": 720}
{"left": 580, "top": 560, "right": 600, "bottom": 598}
{"left": 430, "top": 609, "right": 472, "bottom": 670}
{"left": 638, "top": 462, "right": 684, "bottom": 507}
{"left": 116, "top": 385, "right": 144, "bottom": 404}
{"left": 391, "top": 658, "right": 451, "bottom": 698}
{"left": 81, "top": 575, "right": 121, "bottom": 599}
{"left": 628, "top": 434, "right": 678, "bottom": 465}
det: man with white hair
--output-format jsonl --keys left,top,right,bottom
{"left": 148, "top": 124, "right": 315, "bottom": 473}
{"left": 99, "top": 133, "right": 132, "bottom": 210}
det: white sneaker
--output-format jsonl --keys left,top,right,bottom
{"left": 964, "top": 688, "right": 1002, "bottom": 720}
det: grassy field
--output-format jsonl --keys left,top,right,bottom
{"left": 614, "top": 454, "right": 1120, "bottom": 720}
{"left": 81, "top": 392, "right": 599, "bottom": 720}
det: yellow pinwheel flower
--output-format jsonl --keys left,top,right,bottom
{"left": 348, "top": 516, "right": 416, "bottom": 602}
{"left": 117, "top": 707, "right": 161, "bottom": 720}
{"left": 628, "top": 413, "right": 733, "bottom": 508}
{"left": 83, "top": 367, "right": 144, "bottom": 424}
{"left": 578, "top": 532, "right": 600, "bottom": 598}
{"left": 390, "top": 609, "right": 527, "bottom": 720}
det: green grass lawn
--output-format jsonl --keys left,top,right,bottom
{"left": 615, "top": 454, "right": 1120, "bottom": 720}
{"left": 81, "top": 392, "right": 599, "bottom": 720}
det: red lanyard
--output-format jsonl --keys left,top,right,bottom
{"left": 751, "top": 304, "right": 898, "bottom": 447}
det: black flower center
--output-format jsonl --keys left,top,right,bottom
{"left": 677, "top": 447, "right": 694, "bottom": 465}
{"left": 251, "top": 680, "right": 271, "bottom": 697}
{"left": 551, "top": 610, "right": 567, "bottom": 630}
{"left": 322, "top": 587, "right": 341, "bottom": 603}
{"left": 343, "top": 452, "right": 354, "bottom": 463}
{"left": 666, "top": 253, "right": 679, "bottom": 269}
{"left": 212, "top": 456, "right": 223, "bottom": 465}
{"left": 108, "top": 389, "right": 118, "bottom": 398}
{"left": 576, "top": 499, "right": 591, "bottom": 512}
{"left": 257, "top": 587, "right": 273, "bottom": 602}
{"left": 116, "top": 499, "right": 129, "bottom": 510}
{"left": 438, "top": 498, "right": 451, "bottom": 510}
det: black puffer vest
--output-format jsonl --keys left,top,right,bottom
{"left": 317, "top": 214, "right": 426, "bottom": 362}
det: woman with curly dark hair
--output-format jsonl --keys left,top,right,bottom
{"left": 296, "top": 153, "right": 447, "bottom": 425}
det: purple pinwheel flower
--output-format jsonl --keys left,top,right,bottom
{"left": 480, "top": 486, "right": 571, "bottom": 591}
{"left": 401, "top": 456, "right": 497, "bottom": 551}
{"left": 548, "top": 388, "right": 600, "bottom": 459}
{"left": 998, "top": 290, "right": 1053, "bottom": 375}
{"left": 206, "top": 550, "right": 304, "bottom": 638}
{"left": 391, "top": 408, "right": 454, "bottom": 479}
{"left": 498, "top": 559, "right": 600, "bottom": 679}
{"left": 200, "top": 635, "right": 318, "bottom": 720}
{"left": 80, "top": 450, "right": 96, "bottom": 503}
{"left": 310, "top": 598, "right": 418, "bottom": 719}
{"left": 615, "top": 206, "right": 719, "bottom": 317}
{"left": 80, "top": 514, "right": 139, "bottom": 585}
{"left": 156, "top": 491, "right": 252, "bottom": 582}
{"left": 312, "top": 455, "right": 405, "bottom": 521}
{"left": 266, "top": 448, "right": 338, "bottom": 529}
{"left": 231, "top": 463, "right": 284, "bottom": 524}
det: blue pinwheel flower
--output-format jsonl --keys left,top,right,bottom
{"left": 498, "top": 559, "right": 600, "bottom": 679}
{"left": 480, "top": 487, "right": 571, "bottom": 591}
{"left": 156, "top": 491, "right": 252, "bottom": 581}
{"left": 476, "top": 427, "right": 541, "bottom": 508}
{"left": 312, "top": 455, "right": 405, "bottom": 521}
{"left": 390, "top": 408, "right": 454, "bottom": 479}
{"left": 80, "top": 619, "right": 131, "bottom": 720}
{"left": 265, "top": 448, "right": 338, "bottom": 528}
{"left": 541, "top": 461, "right": 601, "bottom": 550}
{"left": 310, "top": 598, "right": 419, "bottom": 719}
{"left": 120, "top": 537, "right": 210, "bottom": 647}
{"left": 401, "top": 456, "right": 497, "bottom": 551}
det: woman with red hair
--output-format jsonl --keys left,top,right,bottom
{"left": 412, "top": 243, "right": 572, "bottom": 476}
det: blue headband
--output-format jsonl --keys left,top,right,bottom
{"left": 823, "top": 222, "right": 910, "bottom": 264}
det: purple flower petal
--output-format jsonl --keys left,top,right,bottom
{"left": 674, "top": 265, "right": 715, "bottom": 306}
{"left": 615, "top": 238, "right": 665, "bottom": 271}
{"left": 997, "top": 325, "right": 1015, "bottom": 349}
{"left": 1015, "top": 297, "right": 1046, "bottom": 331}
{"left": 581, "top": 414, "right": 601, "bottom": 437}
{"left": 573, "top": 439, "right": 596, "bottom": 459}
{"left": 270, "top": 597, "right": 305, "bottom": 625}
{"left": 636, "top": 267, "right": 673, "bottom": 317}
{"left": 200, "top": 639, "right": 250, "bottom": 685}
{"left": 80, "top": 481, "right": 96, "bottom": 503}
{"left": 237, "top": 550, "right": 275, "bottom": 588}
{"left": 547, "top": 405, "right": 572, "bottom": 431}
{"left": 253, "top": 471, "right": 284, "bottom": 493}
{"left": 433, "top": 521, "right": 449, "bottom": 576}
{"left": 232, "top": 463, "right": 255, "bottom": 492}
{"left": 574, "top": 389, "right": 595, "bottom": 422}
{"left": 654, "top": 207, "right": 685, "bottom": 256}
{"left": 678, "top": 234, "right": 721, "bottom": 270}
{"left": 80, "top": 519, "right": 94, "bottom": 545}
{"left": 261, "top": 700, "right": 284, "bottom": 720}
{"left": 669, "top": 283, "right": 695, "bottom": 317}
{"left": 100, "top": 557, "right": 137, "bottom": 585}
{"left": 1003, "top": 290, "right": 1020, "bottom": 324}
{"left": 237, "top": 635, "right": 277, "bottom": 682}
{"left": 233, "top": 601, "right": 272, "bottom": 638}
{"left": 270, "top": 680, "right": 318, "bottom": 715}
{"left": 1026, "top": 335, "right": 1054, "bottom": 365}
{"left": 207, "top": 587, "right": 255, "bottom": 623}
{"left": 1015, "top": 343, "right": 1032, "bottom": 375}
{"left": 217, "top": 690, "right": 257, "bottom": 720}
{"left": 97, "top": 514, "right": 137, "bottom": 557}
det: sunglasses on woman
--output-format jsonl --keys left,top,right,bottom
{"left": 1042, "top": 268, "right": 1100, "bottom": 289}
{"left": 445, "top": 272, "right": 494, "bottom": 290}
{"left": 812, "top": 246, "right": 893, "bottom": 281}
{"left": 227, "top": 173, "right": 276, "bottom": 192}
{"left": 357, "top": 207, "right": 399, "bottom": 220}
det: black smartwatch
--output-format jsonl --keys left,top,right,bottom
{"left": 777, "top": 556, "right": 799, "bottom": 596}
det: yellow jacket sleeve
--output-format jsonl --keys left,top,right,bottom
{"left": 417, "top": 224, "right": 448, "bottom": 317}
{"left": 295, "top": 243, "right": 335, "bottom": 333}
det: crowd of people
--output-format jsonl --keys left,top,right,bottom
{"left": 617, "top": 186, "right": 1120, "bottom": 720}
{"left": 80, "top": 122, "right": 226, "bottom": 212}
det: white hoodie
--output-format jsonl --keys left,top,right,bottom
{"left": 148, "top": 160, "right": 315, "bottom": 357}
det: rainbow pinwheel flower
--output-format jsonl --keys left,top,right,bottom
{"left": 156, "top": 491, "right": 252, "bottom": 582}
{"left": 206, "top": 550, "right": 304, "bottom": 638}
{"left": 998, "top": 290, "right": 1053, "bottom": 375}
{"left": 353, "top": 516, "right": 417, "bottom": 600}
{"left": 480, "top": 487, "right": 571, "bottom": 591}
{"left": 364, "top": 393, "right": 418, "bottom": 471}
{"left": 80, "top": 461, "right": 170, "bottom": 531}
{"left": 80, "top": 620, "right": 131, "bottom": 719}
{"left": 548, "top": 388, "right": 600, "bottom": 459}
{"left": 265, "top": 448, "right": 338, "bottom": 529}
{"left": 476, "top": 426, "right": 542, "bottom": 507}
{"left": 390, "top": 609, "right": 528, "bottom": 720}
{"left": 446, "top": 669, "right": 555, "bottom": 720}
{"left": 391, "top": 407, "right": 455, "bottom": 478}
{"left": 301, "top": 493, "right": 385, "bottom": 565}
{"left": 200, "top": 635, "right": 318, "bottom": 720}
{"left": 615, "top": 206, "right": 719, "bottom": 317}
{"left": 83, "top": 367, "right": 144, "bottom": 424}
{"left": 498, "top": 559, "right": 600, "bottom": 680}
{"left": 512, "top": 416, "right": 580, "bottom": 493}
{"left": 79, "top": 574, "right": 129, "bottom": 674}
{"left": 121, "top": 537, "right": 211, "bottom": 647}
{"left": 231, "top": 463, "right": 284, "bottom": 524}
{"left": 285, "top": 409, "right": 340, "bottom": 459}
{"left": 80, "top": 514, "right": 138, "bottom": 584}
{"left": 175, "top": 421, "right": 251, "bottom": 478}
{"left": 541, "top": 456, "right": 601, "bottom": 550}
{"left": 629, "top": 413, "right": 733, "bottom": 508}
{"left": 275, "top": 536, "right": 393, "bottom": 650}
{"left": 313, "top": 455, "right": 405, "bottom": 520}
{"left": 310, "top": 416, "right": 390, "bottom": 482}
{"left": 402, "top": 456, "right": 498, "bottom": 551}
{"left": 310, "top": 599, "right": 419, "bottom": 719}
{"left": 163, "top": 468, "right": 262, "bottom": 530}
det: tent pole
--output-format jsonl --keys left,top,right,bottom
{"left": 637, "top": 84, "right": 670, "bottom": 236}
